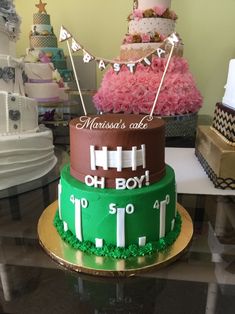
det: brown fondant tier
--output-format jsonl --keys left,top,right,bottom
{"left": 195, "top": 126, "right": 235, "bottom": 189}
{"left": 70, "top": 114, "right": 166, "bottom": 188}
{"left": 30, "top": 35, "right": 57, "bottom": 48}
{"left": 211, "top": 102, "right": 235, "bottom": 145}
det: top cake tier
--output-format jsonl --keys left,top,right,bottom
{"left": 33, "top": 13, "right": 50, "bottom": 25}
{"left": 136, "top": 0, "right": 171, "bottom": 10}
{"left": 30, "top": 11, "right": 57, "bottom": 48}
{"left": 70, "top": 114, "right": 166, "bottom": 189}
{"left": 120, "top": 0, "right": 178, "bottom": 61}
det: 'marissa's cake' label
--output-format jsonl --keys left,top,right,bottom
{"left": 55, "top": 114, "right": 181, "bottom": 259}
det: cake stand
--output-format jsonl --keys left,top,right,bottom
{"left": 38, "top": 201, "right": 193, "bottom": 277}
{"left": 163, "top": 112, "right": 198, "bottom": 137}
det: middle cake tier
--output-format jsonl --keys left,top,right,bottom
{"left": 70, "top": 114, "right": 165, "bottom": 189}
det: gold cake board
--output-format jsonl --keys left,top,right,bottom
{"left": 38, "top": 201, "right": 193, "bottom": 277}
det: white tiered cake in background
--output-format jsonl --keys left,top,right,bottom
{"left": 0, "top": 0, "right": 57, "bottom": 190}
{"left": 195, "top": 59, "right": 235, "bottom": 190}
{"left": 222, "top": 59, "right": 235, "bottom": 111}
{"left": 93, "top": 0, "right": 203, "bottom": 136}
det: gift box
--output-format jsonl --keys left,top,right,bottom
{"left": 195, "top": 126, "right": 235, "bottom": 189}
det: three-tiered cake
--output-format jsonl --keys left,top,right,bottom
{"left": 93, "top": 0, "right": 202, "bottom": 117}
{"left": 24, "top": 1, "right": 73, "bottom": 102}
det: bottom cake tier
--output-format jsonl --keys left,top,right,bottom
{"left": 195, "top": 126, "right": 235, "bottom": 189}
{"left": 54, "top": 164, "right": 181, "bottom": 258}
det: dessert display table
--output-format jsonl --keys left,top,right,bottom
{"left": 165, "top": 147, "right": 235, "bottom": 196}
{"left": 0, "top": 145, "right": 234, "bottom": 313}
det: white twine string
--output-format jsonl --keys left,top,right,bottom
{"left": 66, "top": 41, "right": 87, "bottom": 116}
{"left": 150, "top": 44, "right": 175, "bottom": 117}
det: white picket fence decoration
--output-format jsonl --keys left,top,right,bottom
{"left": 90, "top": 144, "right": 146, "bottom": 172}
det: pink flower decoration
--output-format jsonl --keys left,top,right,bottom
{"left": 123, "top": 34, "right": 133, "bottom": 44}
{"left": 133, "top": 9, "right": 143, "bottom": 20}
{"left": 153, "top": 6, "right": 166, "bottom": 16}
{"left": 159, "top": 34, "right": 166, "bottom": 41}
{"left": 39, "top": 52, "right": 51, "bottom": 63}
{"left": 93, "top": 57, "right": 203, "bottom": 116}
{"left": 141, "top": 33, "right": 151, "bottom": 43}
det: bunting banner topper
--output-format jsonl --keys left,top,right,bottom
{"left": 59, "top": 25, "right": 180, "bottom": 74}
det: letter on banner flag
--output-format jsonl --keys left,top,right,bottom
{"left": 59, "top": 25, "right": 72, "bottom": 42}
{"left": 156, "top": 48, "right": 165, "bottom": 58}
{"left": 127, "top": 63, "right": 136, "bottom": 74}
{"left": 83, "top": 52, "right": 93, "bottom": 63}
{"left": 113, "top": 63, "right": 121, "bottom": 73}
{"left": 167, "top": 33, "right": 179, "bottom": 46}
{"left": 143, "top": 57, "right": 151, "bottom": 66}
{"left": 98, "top": 60, "right": 108, "bottom": 71}
{"left": 71, "top": 38, "right": 81, "bottom": 52}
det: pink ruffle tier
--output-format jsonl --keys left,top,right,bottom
{"left": 93, "top": 56, "right": 203, "bottom": 116}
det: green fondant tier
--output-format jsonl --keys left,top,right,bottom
{"left": 54, "top": 210, "right": 181, "bottom": 259}
{"left": 53, "top": 60, "right": 67, "bottom": 69}
{"left": 39, "top": 48, "right": 73, "bottom": 82}
{"left": 58, "top": 69, "right": 73, "bottom": 82}
{"left": 58, "top": 164, "right": 177, "bottom": 250}
{"left": 40, "top": 48, "right": 65, "bottom": 60}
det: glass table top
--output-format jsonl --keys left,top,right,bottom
{"left": 0, "top": 147, "right": 234, "bottom": 313}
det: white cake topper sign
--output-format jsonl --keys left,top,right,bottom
{"left": 59, "top": 25, "right": 179, "bottom": 75}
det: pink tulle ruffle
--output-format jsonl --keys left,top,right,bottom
{"left": 93, "top": 57, "right": 203, "bottom": 116}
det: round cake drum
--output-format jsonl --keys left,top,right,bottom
{"left": 38, "top": 201, "right": 193, "bottom": 277}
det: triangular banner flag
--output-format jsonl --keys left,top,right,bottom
{"left": 142, "top": 56, "right": 152, "bottom": 66}
{"left": 71, "top": 38, "right": 82, "bottom": 52}
{"left": 127, "top": 63, "right": 137, "bottom": 74}
{"left": 156, "top": 48, "right": 166, "bottom": 58}
{"left": 112, "top": 63, "right": 121, "bottom": 74}
{"left": 97, "top": 59, "right": 108, "bottom": 71}
{"left": 59, "top": 25, "right": 72, "bottom": 42}
{"left": 83, "top": 51, "right": 94, "bottom": 63}
{"left": 166, "top": 32, "right": 179, "bottom": 46}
